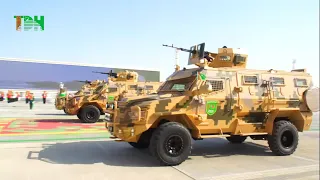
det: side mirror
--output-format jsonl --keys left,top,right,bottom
{"left": 195, "top": 82, "right": 212, "bottom": 95}
{"left": 205, "top": 82, "right": 213, "bottom": 92}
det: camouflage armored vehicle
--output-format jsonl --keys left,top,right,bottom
{"left": 106, "top": 43, "right": 319, "bottom": 166}
{"left": 54, "top": 80, "right": 103, "bottom": 114}
{"left": 65, "top": 70, "right": 162, "bottom": 123}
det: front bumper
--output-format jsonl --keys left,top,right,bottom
{"left": 107, "top": 122, "right": 148, "bottom": 142}
{"left": 55, "top": 104, "right": 65, "bottom": 110}
{"left": 64, "top": 106, "right": 79, "bottom": 115}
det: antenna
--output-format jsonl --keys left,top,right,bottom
{"left": 292, "top": 59, "right": 296, "bottom": 70}
{"left": 175, "top": 48, "right": 180, "bottom": 71}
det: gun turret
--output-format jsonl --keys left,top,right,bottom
{"left": 163, "top": 43, "right": 248, "bottom": 68}
{"left": 92, "top": 70, "right": 118, "bottom": 78}
{"left": 77, "top": 80, "right": 92, "bottom": 84}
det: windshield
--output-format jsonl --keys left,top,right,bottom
{"left": 108, "top": 87, "right": 118, "bottom": 93}
{"left": 94, "top": 85, "right": 104, "bottom": 93}
{"left": 159, "top": 76, "right": 196, "bottom": 92}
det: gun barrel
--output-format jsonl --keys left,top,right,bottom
{"left": 162, "top": 44, "right": 194, "bottom": 53}
{"left": 77, "top": 80, "right": 91, "bottom": 83}
{"left": 92, "top": 71, "right": 109, "bottom": 74}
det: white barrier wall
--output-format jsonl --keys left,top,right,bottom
{"left": 0, "top": 89, "right": 78, "bottom": 100}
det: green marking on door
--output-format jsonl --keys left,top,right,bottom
{"left": 108, "top": 96, "right": 115, "bottom": 102}
{"left": 206, "top": 100, "right": 218, "bottom": 115}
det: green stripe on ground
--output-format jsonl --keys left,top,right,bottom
{"left": 0, "top": 132, "right": 111, "bottom": 143}
{"left": 0, "top": 136, "right": 109, "bottom": 143}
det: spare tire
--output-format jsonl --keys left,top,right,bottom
{"left": 304, "top": 87, "right": 319, "bottom": 112}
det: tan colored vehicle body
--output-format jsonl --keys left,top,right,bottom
{"left": 65, "top": 70, "right": 162, "bottom": 123}
{"left": 107, "top": 43, "right": 319, "bottom": 166}
{"left": 54, "top": 80, "right": 103, "bottom": 112}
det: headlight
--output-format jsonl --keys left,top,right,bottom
{"left": 128, "top": 105, "right": 141, "bottom": 120}
{"left": 106, "top": 103, "right": 115, "bottom": 109}
{"left": 128, "top": 111, "right": 139, "bottom": 119}
{"left": 104, "top": 113, "right": 112, "bottom": 122}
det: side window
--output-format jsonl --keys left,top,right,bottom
{"left": 242, "top": 75, "right": 258, "bottom": 85}
{"left": 129, "top": 85, "right": 138, "bottom": 90}
{"left": 295, "top": 78, "right": 308, "bottom": 87}
{"left": 207, "top": 80, "right": 224, "bottom": 91}
{"left": 270, "top": 77, "right": 285, "bottom": 86}
{"left": 145, "top": 85, "right": 153, "bottom": 90}
{"left": 108, "top": 87, "right": 117, "bottom": 93}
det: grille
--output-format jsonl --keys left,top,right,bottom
{"left": 207, "top": 80, "right": 224, "bottom": 91}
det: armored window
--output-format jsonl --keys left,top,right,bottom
{"left": 243, "top": 75, "right": 258, "bottom": 85}
{"left": 219, "top": 55, "right": 231, "bottom": 61}
{"left": 129, "top": 85, "right": 137, "bottom": 90}
{"left": 145, "top": 85, "right": 153, "bottom": 90}
{"left": 295, "top": 78, "right": 308, "bottom": 87}
{"left": 108, "top": 87, "right": 117, "bottom": 93}
{"left": 270, "top": 77, "right": 285, "bottom": 85}
{"left": 94, "top": 85, "right": 104, "bottom": 93}
{"left": 171, "top": 84, "right": 185, "bottom": 91}
{"left": 234, "top": 55, "right": 246, "bottom": 63}
{"left": 207, "top": 80, "right": 224, "bottom": 91}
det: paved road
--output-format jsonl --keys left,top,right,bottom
{"left": 0, "top": 101, "right": 319, "bottom": 179}
{"left": 0, "top": 131, "right": 318, "bottom": 180}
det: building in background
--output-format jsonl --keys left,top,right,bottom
{"left": 0, "top": 57, "right": 160, "bottom": 91}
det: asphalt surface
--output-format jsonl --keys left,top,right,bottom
{"left": 0, "top": 132, "right": 318, "bottom": 180}
{"left": 0, "top": 100, "right": 319, "bottom": 180}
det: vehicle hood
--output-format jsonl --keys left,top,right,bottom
{"left": 120, "top": 94, "right": 193, "bottom": 112}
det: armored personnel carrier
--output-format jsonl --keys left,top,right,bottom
{"left": 65, "top": 70, "right": 162, "bottom": 123}
{"left": 106, "top": 43, "right": 319, "bottom": 166}
{"left": 54, "top": 80, "right": 103, "bottom": 114}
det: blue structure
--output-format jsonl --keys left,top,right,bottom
{"left": 0, "top": 58, "right": 160, "bottom": 91}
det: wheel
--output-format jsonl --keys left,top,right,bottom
{"left": 149, "top": 122, "right": 192, "bottom": 166}
{"left": 77, "top": 113, "right": 86, "bottom": 123}
{"left": 226, "top": 135, "right": 247, "bottom": 143}
{"left": 79, "top": 105, "right": 100, "bottom": 123}
{"left": 267, "top": 120, "right": 299, "bottom": 156}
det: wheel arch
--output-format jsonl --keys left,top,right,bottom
{"left": 151, "top": 114, "right": 199, "bottom": 138}
{"left": 265, "top": 109, "right": 312, "bottom": 134}
{"left": 80, "top": 102, "right": 103, "bottom": 113}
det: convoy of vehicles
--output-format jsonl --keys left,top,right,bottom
{"left": 1, "top": 42, "right": 318, "bottom": 167}
{"left": 63, "top": 70, "right": 162, "bottom": 123}
{"left": 105, "top": 43, "right": 319, "bottom": 166}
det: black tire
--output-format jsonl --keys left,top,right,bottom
{"left": 267, "top": 120, "right": 299, "bottom": 156}
{"left": 79, "top": 105, "right": 100, "bottom": 123}
{"left": 149, "top": 122, "right": 192, "bottom": 166}
{"left": 226, "top": 135, "right": 247, "bottom": 143}
{"left": 77, "top": 113, "right": 86, "bottom": 123}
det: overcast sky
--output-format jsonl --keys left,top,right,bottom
{"left": 0, "top": 0, "right": 319, "bottom": 86}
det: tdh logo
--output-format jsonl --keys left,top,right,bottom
{"left": 14, "top": 16, "right": 44, "bottom": 31}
